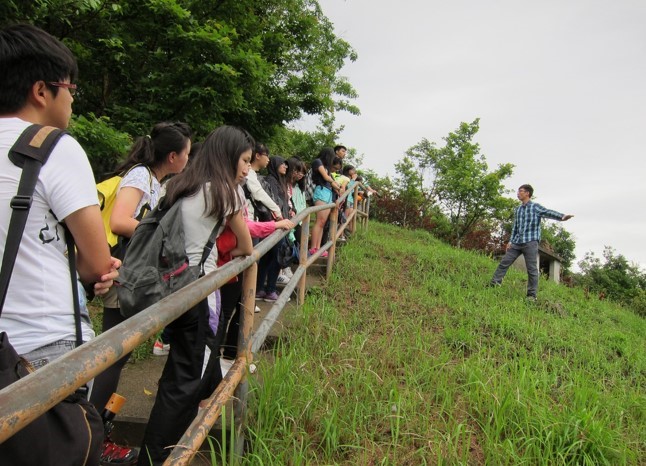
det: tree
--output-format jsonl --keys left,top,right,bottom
{"left": 2, "top": 0, "right": 358, "bottom": 173}
{"left": 541, "top": 223, "right": 576, "bottom": 271}
{"left": 405, "top": 119, "right": 515, "bottom": 247}
{"left": 577, "top": 247, "right": 646, "bottom": 311}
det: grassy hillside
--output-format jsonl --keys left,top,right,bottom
{"left": 243, "top": 222, "right": 645, "bottom": 465}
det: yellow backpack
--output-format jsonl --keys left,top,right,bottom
{"left": 97, "top": 164, "right": 153, "bottom": 250}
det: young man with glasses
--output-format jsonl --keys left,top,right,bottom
{"left": 489, "top": 184, "right": 574, "bottom": 301}
{"left": 0, "top": 24, "right": 133, "bottom": 464}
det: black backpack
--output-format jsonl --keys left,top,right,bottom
{"left": 116, "top": 197, "right": 222, "bottom": 318}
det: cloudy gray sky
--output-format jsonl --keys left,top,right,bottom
{"left": 295, "top": 0, "right": 646, "bottom": 270}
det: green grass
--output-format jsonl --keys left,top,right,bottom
{"left": 243, "top": 222, "right": 645, "bottom": 465}
{"left": 88, "top": 299, "right": 155, "bottom": 362}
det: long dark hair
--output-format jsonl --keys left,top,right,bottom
{"left": 164, "top": 126, "right": 255, "bottom": 220}
{"left": 287, "top": 157, "right": 306, "bottom": 191}
{"left": 115, "top": 121, "right": 191, "bottom": 174}
{"left": 318, "top": 147, "right": 336, "bottom": 171}
{"left": 267, "top": 156, "right": 288, "bottom": 200}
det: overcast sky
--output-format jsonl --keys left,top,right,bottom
{"left": 294, "top": 0, "right": 646, "bottom": 271}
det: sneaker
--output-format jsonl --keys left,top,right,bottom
{"left": 263, "top": 291, "right": 279, "bottom": 302}
{"left": 308, "top": 247, "right": 317, "bottom": 257}
{"left": 254, "top": 305, "right": 261, "bottom": 313}
{"left": 526, "top": 296, "right": 537, "bottom": 303}
{"left": 220, "top": 358, "right": 234, "bottom": 377}
{"left": 152, "top": 339, "right": 170, "bottom": 356}
{"left": 282, "top": 267, "right": 294, "bottom": 279}
{"left": 276, "top": 274, "right": 290, "bottom": 285}
{"left": 255, "top": 290, "right": 266, "bottom": 299}
{"left": 100, "top": 438, "right": 138, "bottom": 465}
{"left": 320, "top": 250, "right": 328, "bottom": 258}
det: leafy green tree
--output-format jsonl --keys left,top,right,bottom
{"left": 577, "top": 247, "right": 646, "bottom": 309}
{"left": 541, "top": 223, "right": 576, "bottom": 271}
{"left": 2, "top": 0, "right": 358, "bottom": 172}
{"left": 406, "top": 119, "right": 515, "bottom": 247}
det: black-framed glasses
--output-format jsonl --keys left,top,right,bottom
{"left": 48, "top": 82, "right": 77, "bottom": 96}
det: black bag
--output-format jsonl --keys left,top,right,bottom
{"left": 242, "top": 182, "right": 273, "bottom": 222}
{"left": 277, "top": 237, "right": 299, "bottom": 268}
{"left": 0, "top": 125, "right": 103, "bottom": 465}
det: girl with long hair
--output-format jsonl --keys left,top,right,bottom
{"left": 90, "top": 121, "right": 191, "bottom": 415}
{"left": 139, "top": 125, "right": 254, "bottom": 465}
{"left": 309, "top": 147, "right": 342, "bottom": 257}
{"left": 255, "top": 156, "right": 290, "bottom": 302}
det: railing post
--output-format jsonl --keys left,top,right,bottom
{"left": 351, "top": 184, "right": 358, "bottom": 235}
{"left": 232, "top": 262, "right": 258, "bottom": 456}
{"left": 326, "top": 203, "right": 338, "bottom": 281}
{"left": 298, "top": 213, "right": 311, "bottom": 305}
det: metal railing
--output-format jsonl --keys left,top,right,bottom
{"left": 0, "top": 184, "right": 370, "bottom": 464}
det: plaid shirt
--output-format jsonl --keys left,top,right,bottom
{"left": 510, "top": 201, "right": 564, "bottom": 244}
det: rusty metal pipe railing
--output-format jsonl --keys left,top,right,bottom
{"left": 163, "top": 263, "right": 257, "bottom": 465}
{"left": 0, "top": 195, "right": 371, "bottom": 452}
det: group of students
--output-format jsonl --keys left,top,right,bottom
{"left": 0, "top": 23, "right": 379, "bottom": 466}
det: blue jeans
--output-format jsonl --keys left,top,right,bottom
{"left": 22, "top": 339, "right": 94, "bottom": 395}
{"left": 491, "top": 241, "right": 539, "bottom": 298}
{"left": 22, "top": 339, "right": 77, "bottom": 369}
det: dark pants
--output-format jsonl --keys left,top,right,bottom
{"left": 491, "top": 241, "right": 540, "bottom": 297}
{"left": 90, "top": 307, "right": 131, "bottom": 411}
{"left": 216, "top": 278, "right": 243, "bottom": 360}
{"left": 257, "top": 243, "right": 280, "bottom": 294}
{"left": 138, "top": 300, "right": 222, "bottom": 465}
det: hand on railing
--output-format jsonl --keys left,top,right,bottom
{"left": 275, "top": 219, "right": 295, "bottom": 230}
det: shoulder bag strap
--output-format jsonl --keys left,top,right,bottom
{"left": 0, "top": 125, "right": 66, "bottom": 315}
{"left": 242, "top": 182, "right": 262, "bottom": 215}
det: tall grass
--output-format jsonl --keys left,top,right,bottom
{"left": 243, "top": 222, "right": 644, "bottom": 465}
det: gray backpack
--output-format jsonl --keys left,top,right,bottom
{"left": 117, "top": 197, "right": 222, "bottom": 318}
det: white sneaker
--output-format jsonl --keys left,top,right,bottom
{"left": 152, "top": 339, "right": 170, "bottom": 356}
{"left": 282, "top": 267, "right": 294, "bottom": 279}
{"left": 276, "top": 274, "right": 290, "bottom": 285}
{"left": 220, "top": 358, "right": 234, "bottom": 377}
{"left": 254, "top": 305, "right": 261, "bottom": 313}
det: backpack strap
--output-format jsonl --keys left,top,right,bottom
{"left": 0, "top": 125, "right": 84, "bottom": 346}
{"left": 0, "top": 125, "right": 66, "bottom": 315}
{"left": 198, "top": 217, "right": 224, "bottom": 277}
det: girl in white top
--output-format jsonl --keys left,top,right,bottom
{"left": 90, "top": 122, "right": 192, "bottom": 412}
{"left": 140, "top": 125, "right": 253, "bottom": 465}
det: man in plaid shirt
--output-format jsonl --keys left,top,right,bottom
{"left": 490, "top": 184, "right": 573, "bottom": 300}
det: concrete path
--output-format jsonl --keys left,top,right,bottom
{"left": 109, "top": 261, "right": 328, "bottom": 459}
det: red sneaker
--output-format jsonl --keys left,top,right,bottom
{"left": 100, "top": 439, "right": 138, "bottom": 465}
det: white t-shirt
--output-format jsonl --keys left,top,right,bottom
{"left": 0, "top": 118, "right": 98, "bottom": 354}
{"left": 118, "top": 165, "right": 160, "bottom": 217}
{"left": 180, "top": 184, "right": 244, "bottom": 275}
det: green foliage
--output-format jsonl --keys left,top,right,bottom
{"left": 541, "top": 222, "right": 577, "bottom": 271}
{"left": 68, "top": 114, "right": 131, "bottom": 179}
{"left": 2, "top": 0, "right": 359, "bottom": 172}
{"left": 269, "top": 114, "right": 344, "bottom": 162}
{"left": 405, "top": 119, "right": 516, "bottom": 247}
{"left": 576, "top": 247, "right": 646, "bottom": 312}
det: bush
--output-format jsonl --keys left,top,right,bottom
{"left": 68, "top": 114, "right": 132, "bottom": 179}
